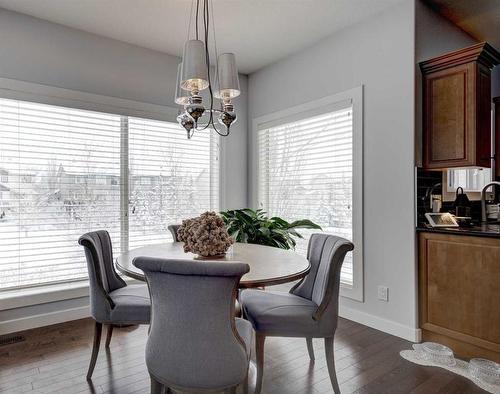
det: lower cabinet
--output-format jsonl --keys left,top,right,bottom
{"left": 418, "top": 232, "right": 500, "bottom": 362}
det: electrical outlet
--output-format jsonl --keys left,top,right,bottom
{"left": 378, "top": 286, "right": 389, "bottom": 302}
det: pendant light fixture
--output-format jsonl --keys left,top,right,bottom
{"left": 176, "top": 0, "right": 240, "bottom": 139}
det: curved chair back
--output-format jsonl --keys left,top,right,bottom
{"left": 78, "top": 230, "right": 126, "bottom": 321}
{"left": 167, "top": 224, "right": 181, "bottom": 241}
{"left": 291, "top": 234, "right": 354, "bottom": 324}
{"left": 133, "top": 257, "right": 250, "bottom": 391}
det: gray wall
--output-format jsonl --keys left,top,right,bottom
{"left": 248, "top": 0, "right": 417, "bottom": 335}
{"left": 0, "top": 8, "right": 247, "bottom": 331}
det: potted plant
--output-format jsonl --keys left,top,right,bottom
{"left": 220, "top": 208, "right": 321, "bottom": 250}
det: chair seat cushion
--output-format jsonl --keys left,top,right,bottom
{"left": 235, "top": 317, "right": 253, "bottom": 359}
{"left": 108, "top": 284, "right": 151, "bottom": 324}
{"left": 241, "top": 289, "right": 320, "bottom": 337}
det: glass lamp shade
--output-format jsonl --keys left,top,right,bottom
{"left": 180, "top": 40, "right": 209, "bottom": 93}
{"left": 175, "top": 63, "right": 190, "bottom": 105}
{"left": 214, "top": 53, "right": 240, "bottom": 100}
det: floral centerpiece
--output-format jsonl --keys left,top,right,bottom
{"left": 177, "top": 211, "right": 234, "bottom": 257}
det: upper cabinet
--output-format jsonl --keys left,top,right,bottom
{"left": 420, "top": 43, "right": 500, "bottom": 170}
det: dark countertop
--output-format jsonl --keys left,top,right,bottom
{"left": 416, "top": 223, "right": 500, "bottom": 238}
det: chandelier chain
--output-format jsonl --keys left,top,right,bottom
{"left": 195, "top": 0, "right": 200, "bottom": 40}
{"left": 187, "top": 0, "right": 194, "bottom": 40}
{"left": 211, "top": 0, "right": 219, "bottom": 94}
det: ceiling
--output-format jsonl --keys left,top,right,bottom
{"left": 426, "top": 0, "right": 500, "bottom": 50}
{"left": 0, "top": 0, "right": 405, "bottom": 74}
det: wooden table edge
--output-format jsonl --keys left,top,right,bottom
{"left": 115, "top": 259, "right": 310, "bottom": 289}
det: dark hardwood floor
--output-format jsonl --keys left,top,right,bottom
{"left": 0, "top": 317, "right": 486, "bottom": 394}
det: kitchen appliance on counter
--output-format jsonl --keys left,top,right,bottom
{"left": 486, "top": 204, "right": 500, "bottom": 220}
{"left": 481, "top": 182, "right": 500, "bottom": 223}
{"left": 453, "top": 187, "right": 471, "bottom": 217}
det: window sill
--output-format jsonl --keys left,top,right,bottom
{"left": 0, "top": 277, "right": 140, "bottom": 311}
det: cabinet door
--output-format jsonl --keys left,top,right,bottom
{"left": 423, "top": 63, "right": 476, "bottom": 169}
{"left": 495, "top": 97, "right": 500, "bottom": 178}
{"left": 419, "top": 233, "right": 500, "bottom": 357}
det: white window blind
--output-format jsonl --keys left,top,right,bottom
{"left": 128, "top": 117, "right": 219, "bottom": 248}
{"left": 0, "top": 98, "right": 220, "bottom": 291}
{"left": 258, "top": 107, "right": 354, "bottom": 285}
{"left": 447, "top": 168, "right": 491, "bottom": 192}
{"left": 0, "top": 98, "right": 121, "bottom": 289}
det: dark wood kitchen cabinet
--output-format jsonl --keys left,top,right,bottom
{"left": 495, "top": 96, "right": 500, "bottom": 178}
{"left": 420, "top": 42, "right": 499, "bottom": 170}
{"left": 419, "top": 232, "right": 500, "bottom": 362}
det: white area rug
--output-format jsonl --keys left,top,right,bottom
{"left": 400, "top": 345, "right": 500, "bottom": 394}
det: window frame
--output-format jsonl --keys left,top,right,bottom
{"left": 0, "top": 78, "right": 223, "bottom": 292}
{"left": 251, "top": 86, "right": 364, "bottom": 301}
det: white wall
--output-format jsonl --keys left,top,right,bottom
{"left": 0, "top": 8, "right": 248, "bottom": 333}
{"left": 248, "top": 0, "right": 418, "bottom": 340}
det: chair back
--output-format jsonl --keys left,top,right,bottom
{"left": 291, "top": 234, "right": 354, "bottom": 322}
{"left": 133, "top": 257, "right": 250, "bottom": 390}
{"left": 78, "top": 230, "right": 126, "bottom": 321}
{"left": 167, "top": 224, "right": 181, "bottom": 241}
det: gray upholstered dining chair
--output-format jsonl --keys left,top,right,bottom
{"left": 133, "top": 256, "right": 253, "bottom": 394}
{"left": 167, "top": 224, "right": 180, "bottom": 241}
{"left": 241, "top": 234, "right": 354, "bottom": 394}
{"left": 78, "top": 230, "right": 151, "bottom": 380}
{"left": 167, "top": 223, "right": 243, "bottom": 320}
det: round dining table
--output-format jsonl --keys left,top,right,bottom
{"left": 116, "top": 242, "right": 310, "bottom": 288}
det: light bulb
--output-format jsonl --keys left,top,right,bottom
{"left": 175, "top": 63, "right": 190, "bottom": 105}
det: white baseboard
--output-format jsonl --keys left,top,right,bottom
{"left": 339, "top": 305, "right": 421, "bottom": 342}
{"left": 0, "top": 305, "right": 90, "bottom": 336}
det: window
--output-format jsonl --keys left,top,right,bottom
{"left": 0, "top": 98, "right": 219, "bottom": 290}
{"left": 447, "top": 168, "right": 492, "bottom": 193}
{"left": 255, "top": 87, "right": 363, "bottom": 300}
{"left": 128, "top": 117, "right": 219, "bottom": 249}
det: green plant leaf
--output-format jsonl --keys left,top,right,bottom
{"left": 220, "top": 209, "right": 321, "bottom": 251}
{"left": 287, "top": 219, "right": 322, "bottom": 230}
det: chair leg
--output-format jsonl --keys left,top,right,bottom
{"left": 150, "top": 374, "right": 163, "bottom": 394}
{"left": 255, "top": 333, "right": 266, "bottom": 394}
{"left": 243, "top": 370, "right": 249, "bottom": 394}
{"left": 86, "top": 321, "right": 102, "bottom": 380}
{"left": 324, "top": 337, "right": 340, "bottom": 394}
{"left": 105, "top": 324, "right": 114, "bottom": 348}
{"left": 235, "top": 299, "right": 242, "bottom": 318}
{"left": 306, "top": 337, "right": 315, "bottom": 361}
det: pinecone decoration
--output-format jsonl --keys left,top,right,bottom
{"left": 177, "top": 212, "right": 234, "bottom": 257}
